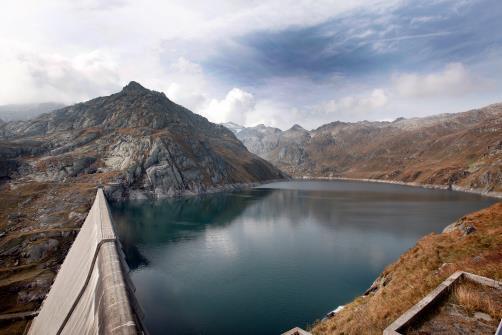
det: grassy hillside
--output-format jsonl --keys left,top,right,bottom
{"left": 311, "top": 202, "right": 502, "bottom": 335}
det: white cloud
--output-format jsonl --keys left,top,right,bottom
{"left": 198, "top": 88, "right": 256, "bottom": 125}
{"left": 314, "top": 89, "right": 389, "bottom": 122}
{"left": 165, "top": 83, "right": 208, "bottom": 111}
{"left": 212, "top": 88, "right": 392, "bottom": 130}
{"left": 195, "top": 88, "right": 304, "bottom": 129}
{"left": 392, "top": 62, "right": 489, "bottom": 98}
{"left": 73, "top": 0, "right": 127, "bottom": 10}
{"left": 0, "top": 0, "right": 501, "bottom": 130}
{"left": 115, "top": 0, "right": 400, "bottom": 42}
{"left": 242, "top": 100, "right": 302, "bottom": 129}
{"left": 0, "top": 0, "right": 401, "bottom": 106}
{"left": 0, "top": 45, "right": 121, "bottom": 104}
{"left": 161, "top": 57, "right": 213, "bottom": 111}
{"left": 170, "top": 57, "right": 202, "bottom": 74}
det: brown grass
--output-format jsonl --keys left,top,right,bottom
{"left": 285, "top": 108, "right": 502, "bottom": 193}
{"left": 311, "top": 202, "right": 502, "bottom": 335}
{"left": 453, "top": 282, "right": 502, "bottom": 319}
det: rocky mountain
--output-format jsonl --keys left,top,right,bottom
{"left": 0, "top": 102, "right": 65, "bottom": 122}
{"left": 230, "top": 104, "right": 502, "bottom": 193}
{"left": 1, "top": 81, "right": 286, "bottom": 199}
{"left": 0, "top": 82, "right": 285, "bottom": 327}
{"left": 237, "top": 124, "right": 282, "bottom": 157}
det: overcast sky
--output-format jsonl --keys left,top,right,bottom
{"left": 1, "top": 0, "right": 501, "bottom": 129}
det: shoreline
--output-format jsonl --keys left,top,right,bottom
{"left": 297, "top": 176, "right": 502, "bottom": 199}
{"left": 104, "top": 177, "right": 289, "bottom": 202}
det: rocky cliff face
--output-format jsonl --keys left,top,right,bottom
{"left": 237, "top": 124, "right": 282, "bottom": 157}
{"left": 236, "top": 124, "right": 311, "bottom": 174}
{"left": 226, "top": 104, "right": 502, "bottom": 193}
{"left": 1, "top": 81, "right": 286, "bottom": 199}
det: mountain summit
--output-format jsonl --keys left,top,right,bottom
{"left": 288, "top": 124, "right": 306, "bottom": 132}
{"left": 0, "top": 82, "right": 286, "bottom": 198}
{"left": 122, "top": 80, "right": 147, "bottom": 92}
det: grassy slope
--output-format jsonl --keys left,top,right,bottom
{"left": 311, "top": 202, "right": 502, "bottom": 335}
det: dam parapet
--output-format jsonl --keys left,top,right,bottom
{"left": 28, "top": 188, "right": 144, "bottom": 335}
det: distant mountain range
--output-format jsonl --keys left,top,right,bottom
{"left": 223, "top": 104, "right": 502, "bottom": 193}
{"left": 0, "top": 102, "right": 65, "bottom": 122}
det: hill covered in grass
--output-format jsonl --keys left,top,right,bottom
{"left": 311, "top": 202, "right": 502, "bottom": 335}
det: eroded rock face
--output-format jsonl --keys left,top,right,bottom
{"left": 236, "top": 124, "right": 311, "bottom": 168}
{"left": 443, "top": 217, "right": 478, "bottom": 235}
{"left": 0, "top": 81, "right": 286, "bottom": 199}
{"left": 237, "top": 124, "right": 282, "bottom": 156}
{"left": 24, "top": 239, "right": 59, "bottom": 262}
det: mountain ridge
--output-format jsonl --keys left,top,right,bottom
{"left": 1, "top": 81, "right": 286, "bottom": 199}
{"left": 224, "top": 103, "right": 502, "bottom": 193}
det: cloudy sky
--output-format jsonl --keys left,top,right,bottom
{"left": 1, "top": 0, "right": 501, "bottom": 129}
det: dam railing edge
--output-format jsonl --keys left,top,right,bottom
{"left": 28, "top": 188, "right": 145, "bottom": 335}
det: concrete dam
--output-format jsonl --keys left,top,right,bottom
{"left": 27, "top": 188, "right": 145, "bottom": 335}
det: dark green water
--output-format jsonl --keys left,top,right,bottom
{"left": 111, "top": 180, "right": 496, "bottom": 335}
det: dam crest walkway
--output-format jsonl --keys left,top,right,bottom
{"left": 28, "top": 188, "right": 144, "bottom": 335}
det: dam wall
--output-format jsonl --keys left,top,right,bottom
{"left": 28, "top": 188, "right": 144, "bottom": 335}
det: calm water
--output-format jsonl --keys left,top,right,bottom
{"left": 111, "top": 180, "right": 496, "bottom": 335}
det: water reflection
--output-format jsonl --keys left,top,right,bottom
{"left": 113, "top": 190, "right": 273, "bottom": 269}
{"left": 111, "top": 180, "right": 496, "bottom": 335}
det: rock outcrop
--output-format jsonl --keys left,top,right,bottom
{"left": 235, "top": 124, "right": 311, "bottom": 173}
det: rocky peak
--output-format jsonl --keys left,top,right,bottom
{"left": 1, "top": 81, "right": 200, "bottom": 136}
{"left": 0, "top": 82, "right": 286, "bottom": 198}
{"left": 122, "top": 81, "right": 149, "bottom": 94}
{"left": 288, "top": 124, "right": 306, "bottom": 132}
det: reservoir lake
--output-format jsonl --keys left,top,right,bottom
{"left": 111, "top": 180, "right": 497, "bottom": 335}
